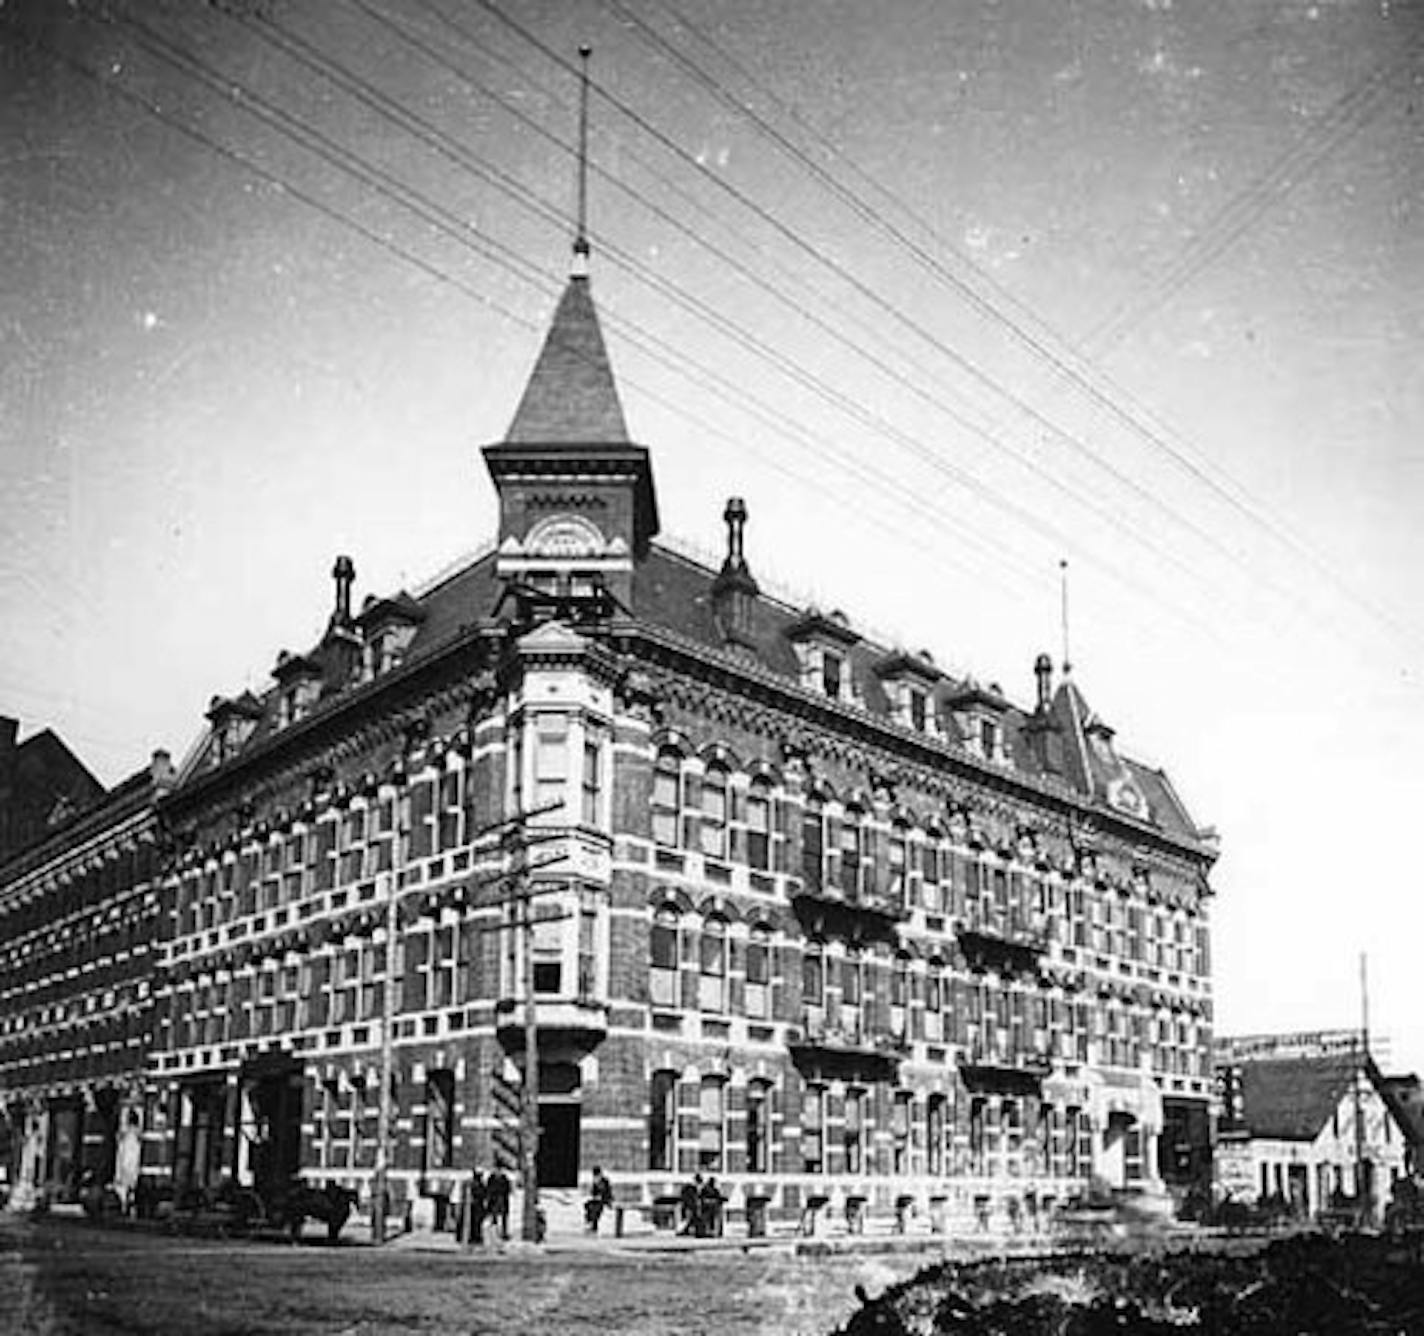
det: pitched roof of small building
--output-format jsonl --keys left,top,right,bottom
{"left": 1238, "top": 1053, "right": 1363, "bottom": 1141}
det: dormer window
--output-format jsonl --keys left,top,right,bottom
{"left": 356, "top": 591, "right": 425, "bottom": 681}
{"left": 270, "top": 653, "right": 322, "bottom": 731}
{"left": 876, "top": 650, "right": 940, "bottom": 734}
{"left": 787, "top": 608, "right": 861, "bottom": 704}
{"left": 909, "top": 688, "right": 927, "bottom": 733}
{"left": 206, "top": 692, "right": 263, "bottom": 767}
{"left": 947, "top": 680, "right": 1011, "bottom": 766}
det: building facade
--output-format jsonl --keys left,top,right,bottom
{"left": 1214, "top": 1032, "right": 1421, "bottom": 1224}
{"left": 0, "top": 753, "right": 172, "bottom": 1208}
{"left": 4, "top": 259, "right": 1219, "bottom": 1236}
{"left": 139, "top": 264, "right": 1218, "bottom": 1235}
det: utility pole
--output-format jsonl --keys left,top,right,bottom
{"left": 1356, "top": 951, "right": 1371, "bottom": 1224}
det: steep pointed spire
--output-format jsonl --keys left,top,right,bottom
{"left": 504, "top": 277, "right": 630, "bottom": 445}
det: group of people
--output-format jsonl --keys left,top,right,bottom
{"left": 461, "top": 1166, "right": 512, "bottom": 1245}
{"left": 678, "top": 1173, "right": 726, "bottom": 1238}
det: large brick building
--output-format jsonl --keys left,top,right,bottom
{"left": 5, "top": 254, "right": 1219, "bottom": 1236}
{"left": 0, "top": 753, "right": 172, "bottom": 1208}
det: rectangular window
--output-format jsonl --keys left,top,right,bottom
{"left": 747, "top": 1081, "right": 770, "bottom": 1174}
{"left": 649, "top": 1071, "right": 676, "bottom": 1172}
{"left": 746, "top": 784, "right": 771, "bottom": 870}
{"left": 581, "top": 733, "right": 603, "bottom": 827}
{"left": 531, "top": 915, "right": 563, "bottom": 995}
{"left": 821, "top": 651, "right": 843, "bottom": 699}
{"left": 802, "top": 1084, "right": 824, "bottom": 1173}
{"left": 650, "top": 916, "right": 678, "bottom": 1008}
{"left": 438, "top": 770, "right": 462, "bottom": 851}
{"left": 699, "top": 927, "right": 726, "bottom": 1012}
{"left": 651, "top": 755, "right": 680, "bottom": 847}
{"left": 802, "top": 810, "right": 825, "bottom": 888}
{"left": 533, "top": 714, "right": 569, "bottom": 821}
{"left": 699, "top": 1078, "right": 725, "bottom": 1170}
{"left": 839, "top": 819, "right": 862, "bottom": 896}
{"left": 746, "top": 935, "right": 770, "bottom": 1019}
{"left": 801, "top": 952, "right": 824, "bottom": 1010}
{"left": 892, "top": 1092, "right": 912, "bottom": 1173}
{"left": 909, "top": 688, "right": 927, "bottom": 732}
{"left": 700, "top": 769, "right": 728, "bottom": 859}
{"left": 927, "top": 1094, "right": 946, "bottom": 1176}
{"left": 844, "top": 1088, "right": 864, "bottom": 1174}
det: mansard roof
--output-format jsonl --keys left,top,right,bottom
{"left": 178, "top": 531, "right": 1206, "bottom": 848}
{"left": 504, "top": 276, "right": 630, "bottom": 445}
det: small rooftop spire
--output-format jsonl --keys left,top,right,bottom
{"left": 572, "top": 44, "right": 592, "bottom": 278}
{"left": 1060, "top": 558, "right": 1072, "bottom": 677}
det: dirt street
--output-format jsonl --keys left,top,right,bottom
{"left": 0, "top": 1216, "right": 929, "bottom": 1336}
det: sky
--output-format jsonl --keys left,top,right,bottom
{"left": 2, "top": 0, "right": 1422, "bottom": 1069}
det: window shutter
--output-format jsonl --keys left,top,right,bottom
{"left": 680, "top": 968, "right": 700, "bottom": 1011}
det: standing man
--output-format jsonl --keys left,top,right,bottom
{"left": 679, "top": 1173, "right": 703, "bottom": 1237}
{"left": 584, "top": 1165, "right": 614, "bottom": 1234}
{"left": 464, "top": 1167, "right": 487, "bottom": 1247}
{"left": 484, "top": 1165, "right": 511, "bottom": 1242}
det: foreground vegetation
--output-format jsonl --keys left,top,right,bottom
{"left": 838, "top": 1233, "right": 1424, "bottom": 1334}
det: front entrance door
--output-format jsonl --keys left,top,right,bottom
{"left": 537, "top": 1103, "right": 580, "bottom": 1188}
{"left": 238, "top": 1057, "right": 304, "bottom": 1200}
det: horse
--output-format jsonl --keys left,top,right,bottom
{"left": 275, "top": 1180, "right": 360, "bottom": 1243}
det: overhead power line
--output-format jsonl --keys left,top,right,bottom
{"left": 607, "top": 0, "right": 1423, "bottom": 651}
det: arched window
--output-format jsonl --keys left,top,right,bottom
{"left": 921, "top": 826, "right": 945, "bottom": 915}
{"left": 927, "top": 1093, "right": 947, "bottom": 1176}
{"left": 843, "top": 1087, "right": 865, "bottom": 1174}
{"left": 839, "top": 805, "right": 864, "bottom": 896}
{"left": 650, "top": 907, "right": 680, "bottom": 1008}
{"left": 801, "top": 795, "right": 826, "bottom": 889}
{"left": 745, "top": 776, "right": 772, "bottom": 871}
{"left": 801, "top": 945, "right": 824, "bottom": 1013}
{"left": 698, "top": 916, "right": 728, "bottom": 1013}
{"left": 745, "top": 924, "right": 771, "bottom": 1020}
{"left": 802, "top": 1082, "right": 825, "bottom": 1174}
{"left": 891, "top": 953, "right": 911, "bottom": 1040}
{"left": 746, "top": 1079, "right": 772, "bottom": 1174}
{"left": 649, "top": 1070, "right": 677, "bottom": 1171}
{"left": 924, "top": 956, "right": 945, "bottom": 1044}
{"left": 700, "top": 764, "right": 729, "bottom": 859}
{"left": 651, "top": 749, "right": 682, "bottom": 847}
{"left": 699, "top": 1075, "right": 726, "bottom": 1170}
{"left": 887, "top": 820, "right": 909, "bottom": 905}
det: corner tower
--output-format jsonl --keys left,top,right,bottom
{"left": 482, "top": 271, "right": 658, "bottom": 616}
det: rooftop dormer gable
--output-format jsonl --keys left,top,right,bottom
{"left": 946, "top": 678, "right": 1011, "bottom": 764}
{"left": 786, "top": 608, "right": 861, "bottom": 704}
{"left": 356, "top": 591, "right": 426, "bottom": 682}
{"left": 875, "top": 649, "right": 941, "bottom": 735}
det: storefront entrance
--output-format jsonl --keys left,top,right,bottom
{"left": 238, "top": 1055, "right": 305, "bottom": 1201}
{"left": 536, "top": 1060, "right": 581, "bottom": 1188}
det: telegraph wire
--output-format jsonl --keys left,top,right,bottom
{"left": 1083, "top": 55, "right": 1406, "bottom": 355}
{"left": 120, "top": 0, "right": 1212, "bottom": 625}
{"left": 606, "top": 0, "right": 1424, "bottom": 650}
{"left": 14, "top": 5, "right": 1058, "bottom": 626}
{"left": 471, "top": 0, "right": 1357, "bottom": 643}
